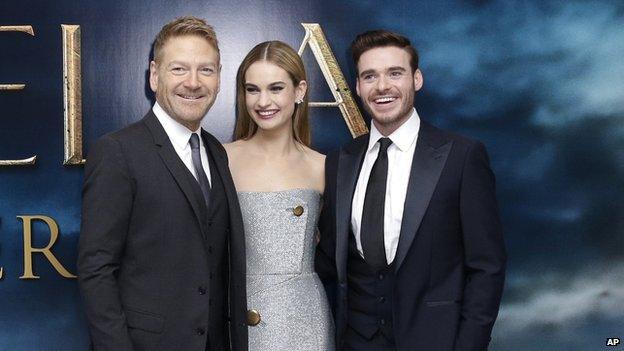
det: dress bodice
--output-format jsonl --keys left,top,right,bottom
{"left": 237, "top": 188, "right": 321, "bottom": 276}
{"left": 237, "top": 188, "right": 334, "bottom": 351}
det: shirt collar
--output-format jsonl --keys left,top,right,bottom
{"left": 153, "top": 102, "right": 202, "bottom": 149}
{"left": 367, "top": 108, "right": 420, "bottom": 152}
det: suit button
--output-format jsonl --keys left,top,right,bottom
{"left": 378, "top": 273, "right": 385, "bottom": 280}
{"left": 208, "top": 246, "right": 213, "bottom": 253}
{"left": 293, "top": 205, "right": 304, "bottom": 216}
{"left": 378, "top": 296, "right": 386, "bottom": 303}
{"left": 380, "top": 318, "right": 386, "bottom": 325}
{"left": 198, "top": 286, "right": 206, "bottom": 295}
{"left": 196, "top": 327, "right": 205, "bottom": 336}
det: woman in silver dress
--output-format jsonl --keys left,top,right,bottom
{"left": 224, "top": 41, "right": 335, "bottom": 350}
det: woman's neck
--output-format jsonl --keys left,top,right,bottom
{"left": 249, "top": 126, "right": 299, "bottom": 157}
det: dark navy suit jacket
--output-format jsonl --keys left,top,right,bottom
{"left": 316, "top": 120, "right": 506, "bottom": 351}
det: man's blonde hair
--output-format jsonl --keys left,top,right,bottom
{"left": 153, "top": 16, "right": 219, "bottom": 63}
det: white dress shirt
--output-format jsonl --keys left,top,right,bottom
{"left": 153, "top": 102, "right": 211, "bottom": 185}
{"left": 351, "top": 108, "right": 420, "bottom": 264}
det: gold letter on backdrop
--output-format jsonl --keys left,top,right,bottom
{"left": 0, "top": 25, "right": 37, "bottom": 167}
{"left": 17, "top": 215, "right": 77, "bottom": 279}
{"left": 298, "top": 23, "right": 368, "bottom": 137}
{"left": 62, "top": 25, "right": 85, "bottom": 165}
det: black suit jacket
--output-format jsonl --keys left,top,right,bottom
{"left": 78, "top": 111, "right": 248, "bottom": 351}
{"left": 317, "top": 120, "right": 506, "bottom": 351}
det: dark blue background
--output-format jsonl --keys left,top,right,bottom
{"left": 1, "top": 1, "right": 622, "bottom": 350}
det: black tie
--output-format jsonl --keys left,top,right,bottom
{"left": 189, "top": 133, "right": 211, "bottom": 207}
{"left": 360, "top": 137, "right": 392, "bottom": 271}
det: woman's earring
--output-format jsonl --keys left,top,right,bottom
{"left": 295, "top": 98, "right": 303, "bottom": 105}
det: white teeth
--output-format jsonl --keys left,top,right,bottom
{"left": 179, "top": 95, "right": 200, "bottom": 100}
{"left": 258, "top": 110, "right": 278, "bottom": 116}
{"left": 374, "top": 97, "right": 397, "bottom": 103}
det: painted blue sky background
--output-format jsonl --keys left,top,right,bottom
{"left": 1, "top": 0, "right": 622, "bottom": 349}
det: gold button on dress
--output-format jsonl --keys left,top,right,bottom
{"left": 246, "top": 309, "right": 261, "bottom": 326}
{"left": 293, "top": 205, "right": 304, "bottom": 216}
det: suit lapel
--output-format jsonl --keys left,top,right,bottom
{"left": 394, "top": 121, "right": 452, "bottom": 272}
{"left": 336, "top": 135, "right": 369, "bottom": 282}
{"left": 143, "top": 112, "right": 207, "bottom": 237}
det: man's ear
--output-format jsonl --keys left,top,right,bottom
{"left": 413, "top": 68, "right": 423, "bottom": 92}
{"left": 149, "top": 61, "right": 158, "bottom": 93}
{"left": 216, "top": 63, "right": 222, "bottom": 94}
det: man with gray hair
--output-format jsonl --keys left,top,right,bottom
{"left": 78, "top": 16, "right": 248, "bottom": 351}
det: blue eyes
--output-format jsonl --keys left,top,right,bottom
{"left": 245, "top": 86, "right": 285, "bottom": 94}
{"left": 170, "top": 67, "right": 215, "bottom": 76}
{"left": 362, "top": 71, "right": 404, "bottom": 81}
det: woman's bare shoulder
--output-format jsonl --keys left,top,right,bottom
{"left": 300, "top": 146, "right": 325, "bottom": 192}
{"left": 223, "top": 140, "right": 247, "bottom": 157}
{"left": 301, "top": 145, "right": 326, "bottom": 168}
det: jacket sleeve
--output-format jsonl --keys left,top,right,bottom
{"left": 455, "top": 141, "right": 507, "bottom": 351}
{"left": 77, "top": 134, "right": 135, "bottom": 351}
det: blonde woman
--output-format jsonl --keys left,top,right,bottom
{"left": 224, "top": 41, "right": 334, "bottom": 350}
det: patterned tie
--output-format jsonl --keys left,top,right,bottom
{"left": 189, "top": 133, "right": 211, "bottom": 207}
{"left": 360, "top": 137, "right": 392, "bottom": 271}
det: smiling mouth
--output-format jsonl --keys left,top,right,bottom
{"left": 177, "top": 94, "right": 204, "bottom": 101}
{"left": 256, "top": 109, "right": 279, "bottom": 118}
{"left": 373, "top": 96, "right": 398, "bottom": 104}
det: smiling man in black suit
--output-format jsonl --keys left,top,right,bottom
{"left": 317, "top": 30, "right": 506, "bottom": 351}
{"left": 78, "top": 17, "right": 247, "bottom": 351}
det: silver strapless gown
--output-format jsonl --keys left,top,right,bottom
{"left": 238, "top": 189, "right": 335, "bottom": 351}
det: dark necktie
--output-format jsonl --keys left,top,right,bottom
{"left": 189, "top": 133, "right": 211, "bottom": 207}
{"left": 360, "top": 137, "right": 392, "bottom": 271}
